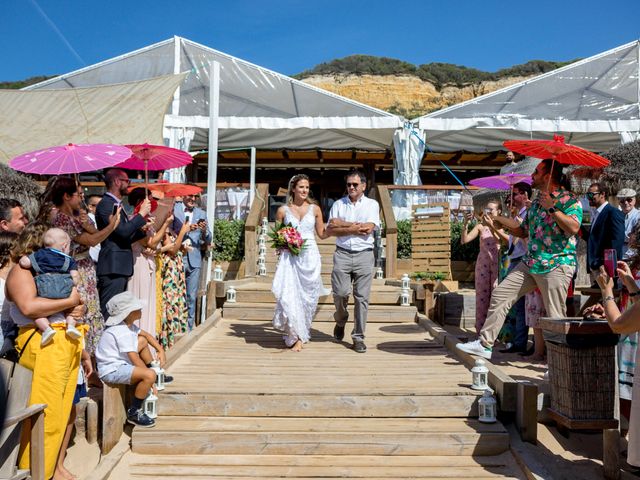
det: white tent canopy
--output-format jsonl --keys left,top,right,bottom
{"left": 0, "top": 74, "right": 186, "bottom": 162}
{"left": 26, "top": 36, "right": 402, "bottom": 151}
{"left": 415, "top": 40, "right": 640, "bottom": 153}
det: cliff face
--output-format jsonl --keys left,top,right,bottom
{"left": 301, "top": 74, "right": 532, "bottom": 118}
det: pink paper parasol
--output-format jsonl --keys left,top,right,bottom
{"left": 469, "top": 173, "right": 532, "bottom": 190}
{"left": 10, "top": 143, "right": 132, "bottom": 175}
{"left": 118, "top": 143, "right": 192, "bottom": 171}
{"left": 117, "top": 143, "right": 193, "bottom": 195}
{"left": 128, "top": 182, "right": 202, "bottom": 198}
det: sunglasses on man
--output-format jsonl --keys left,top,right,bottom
{"left": 586, "top": 191, "right": 601, "bottom": 199}
{"left": 620, "top": 197, "right": 635, "bottom": 203}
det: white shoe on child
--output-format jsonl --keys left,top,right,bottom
{"left": 41, "top": 327, "right": 56, "bottom": 346}
{"left": 66, "top": 325, "right": 82, "bottom": 340}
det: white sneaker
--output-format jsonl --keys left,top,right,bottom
{"left": 456, "top": 339, "right": 493, "bottom": 359}
{"left": 66, "top": 325, "right": 82, "bottom": 340}
{"left": 41, "top": 327, "right": 56, "bottom": 346}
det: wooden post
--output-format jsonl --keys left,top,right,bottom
{"left": 603, "top": 428, "right": 620, "bottom": 479}
{"left": 75, "top": 397, "right": 88, "bottom": 438}
{"left": 376, "top": 185, "right": 397, "bottom": 278}
{"left": 101, "top": 384, "right": 126, "bottom": 454}
{"left": 29, "top": 410, "right": 45, "bottom": 480}
{"left": 516, "top": 382, "right": 538, "bottom": 444}
{"left": 86, "top": 398, "right": 98, "bottom": 444}
{"left": 244, "top": 183, "right": 268, "bottom": 277}
{"left": 206, "top": 280, "right": 217, "bottom": 318}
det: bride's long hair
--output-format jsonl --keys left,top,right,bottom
{"left": 286, "top": 174, "right": 318, "bottom": 205}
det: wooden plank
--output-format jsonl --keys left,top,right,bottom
{"left": 603, "top": 428, "right": 620, "bottom": 480}
{"left": 87, "top": 399, "right": 98, "bottom": 444}
{"left": 101, "top": 383, "right": 126, "bottom": 455}
{"left": 29, "top": 409, "right": 45, "bottom": 480}
{"left": 516, "top": 382, "right": 538, "bottom": 444}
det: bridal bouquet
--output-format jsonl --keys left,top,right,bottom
{"left": 268, "top": 222, "right": 305, "bottom": 256}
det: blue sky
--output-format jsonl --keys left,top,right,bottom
{"left": 2, "top": 0, "right": 639, "bottom": 81}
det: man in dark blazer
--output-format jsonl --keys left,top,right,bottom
{"left": 173, "top": 193, "right": 211, "bottom": 330}
{"left": 96, "top": 168, "right": 151, "bottom": 317}
{"left": 583, "top": 182, "right": 625, "bottom": 277}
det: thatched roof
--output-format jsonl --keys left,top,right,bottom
{"left": 0, "top": 164, "right": 42, "bottom": 218}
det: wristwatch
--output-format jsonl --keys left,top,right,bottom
{"left": 547, "top": 207, "right": 557, "bottom": 214}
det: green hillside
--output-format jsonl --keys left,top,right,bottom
{"left": 295, "top": 56, "right": 578, "bottom": 89}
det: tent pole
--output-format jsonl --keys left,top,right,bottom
{"left": 203, "top": 60, "right": 220, "bottom": 323}
{"left": 249, "top": 147, "right": 256, "bottom": 205}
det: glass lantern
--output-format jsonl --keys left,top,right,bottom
{"left": 478, "top": 389, "right": 497, "bottom": 423}
{"left": 213, "top": 264, "right": 224, "bottom": 282}
{"left": 258, "top": 235, "right": 266, "bottom": 247}
{"left": 401, "top": 273, "right": 410, "bottom": 290}
{"left": 375, "top": 267, "right": 384, "bottom": 280}
{"left": 261, "top": 216, "right": 268, "bottom": 232}
{"left": 150, "top": 360, "right": 166, "bottom": 391}
{"left": 400, "top": 287, "right": 410, "bottom": 306}
{"left": 226, "top": 285, "right": 237, "bottom": 303}
{"left": 259, "top": 244, "right": 266, "bottom": 257}
{"left": 471, "top": 359, "right": 489, "bottom": 391}
{"left": 258, "top": 263, "right": 267, "bottom": 276}
{"left": 144, "top": 390, "right": 158, "bottom": 419}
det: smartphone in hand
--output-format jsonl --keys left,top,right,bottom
{"left": 185, "top": 215, "right": 190, "bottom": 223}
{"left": 604, "top": 249, "right": 618, "bottom": 278}
{"left": 112, "top": 204, "right": 119, "bottom": 216}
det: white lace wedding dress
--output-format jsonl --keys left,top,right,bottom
{"left": 272, "top": 204, "right": 322, "bottom": 346}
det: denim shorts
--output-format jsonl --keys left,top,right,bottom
{"left": 100, "top": 364, "right": 134, "bottom": 385}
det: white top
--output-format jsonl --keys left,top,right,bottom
{"left": 95, "top": 322, "right": 139, "bottom": 377}
{"left": 591, "top": 201, "right": 608, "bottom": 228}
{"left": 508, "top": 207, "right": 528, "bottom": 260}
{"left": 88, "top": 212, "right": 100, "bottom": 263}
{"left": 9, "top": 301, "right": 66, "bottom": 327}
{"left": 329, "top": 195, "right": 381, "bottom": 252}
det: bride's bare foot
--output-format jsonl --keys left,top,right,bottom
{"left": 290, "top": 340, "right": 303, "bottom": 352}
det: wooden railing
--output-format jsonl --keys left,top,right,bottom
{"left": 244, "top": 184, "right": 269, "bottom": 277}
{"left": 376, "top": 185, "right": 397, "bottom": 279}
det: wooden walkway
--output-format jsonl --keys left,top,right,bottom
{"left": 124, "top": 315, "right": 526, "bottom": 479}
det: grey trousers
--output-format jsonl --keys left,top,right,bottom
{"left": 480, "top": 261, "right": 574, "bottom": 347}
{"left": 331, "top": 248, "right": 375, "bottom": 341}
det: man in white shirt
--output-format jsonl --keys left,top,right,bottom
{"left": 617, "top": 188, "right": 640, "bottom": 260}
{"left": 326, "top": 169, "right": 380, "bottom": 353}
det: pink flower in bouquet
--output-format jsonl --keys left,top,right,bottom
{"left": 268, "top": 222, "right": 306, "bottom": 256}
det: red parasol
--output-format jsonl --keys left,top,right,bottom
{"left": 128, "top": 182, "right": 202, "bottom": 198}
{"left": 503, "top": 135, "right": 609, "bottom": 189}
{"left": 503, "top": 135, "right": 609, "bottom": 168}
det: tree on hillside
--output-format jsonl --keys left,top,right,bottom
{"left": 294, "top": 55, "right": 417, "bottom": 78}
{"left": 0, "top": 75, "right": 56, "bottom": 90}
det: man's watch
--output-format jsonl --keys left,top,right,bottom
{"left": 547, "top": 207, "right": 557, "bottom": 214}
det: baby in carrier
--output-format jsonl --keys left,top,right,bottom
{"left": 19, "top": 227, "right": 81, "bottom": 345}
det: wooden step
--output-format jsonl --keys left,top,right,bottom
{"left": 232, "top": 284, "right": 401, "bottom": 304}
{"left": 131, "top": 417, "right": 509, "bottom": 456}
{"left": 127, "top": 453, "right": 524, "bottom": 478}
{"left": 222, "top": 303, "right": 417, "bottom": 322}
{"left": 158, "top": 392, "right": 479, "bottom": 417}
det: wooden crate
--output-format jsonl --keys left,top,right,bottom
{"left": 411, "top": 203, "right": 452, "bottom": 280}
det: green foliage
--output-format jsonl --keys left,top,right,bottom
{"left": 211, "top": 220, "right": 245, "bottom": 262}
{"left": 295, "top": 55, "right": 580, "bottom": 92}
{"left": 412, "top": 271, "right": 446, "bottom": 281}
{"left": 396, "top": 219, "right": 412, "bottom": 259}
{"left": 0, "top": 75, "right": 57, "bottom": 89}
{"left": 295, "top": 55, "right": 417, "bottom": 78}
{"left": 450, "top": 220, "right": 480, "bottom": 261}
{"left": 416, "top": 63, "right": 492, "bottom": 88}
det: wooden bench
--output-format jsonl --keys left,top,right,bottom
{"left": 0, "top": 359, "right": 46, "bottom": 480}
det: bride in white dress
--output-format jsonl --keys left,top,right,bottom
{"left": 272, "top": 174, "right": 327, "bottom": 351}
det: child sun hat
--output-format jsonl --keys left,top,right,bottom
{"left": 105, "top": 291, "right": 144, "bottom": 326}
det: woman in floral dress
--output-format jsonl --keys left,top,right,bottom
{"left": 159, "top": 222, "right": 190, "bottom": 348}
{"left": 46, "top": 178, "right": 119, "bottom": 353}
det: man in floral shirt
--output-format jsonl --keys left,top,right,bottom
{"left": 458, "top": 159, "right": 582, "bottom": 359}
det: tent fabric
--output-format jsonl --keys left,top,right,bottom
{"left": 392, "top": 126, "right": 425, "bottom": 220}
{"left": 26, "top": 36, "right": 401, "bottom": 150}
{"left": 415, "top": 40, "right": 640, "bottom": 153}
{"left": 0, "top": 73, "right": 186, "bottom": 163}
